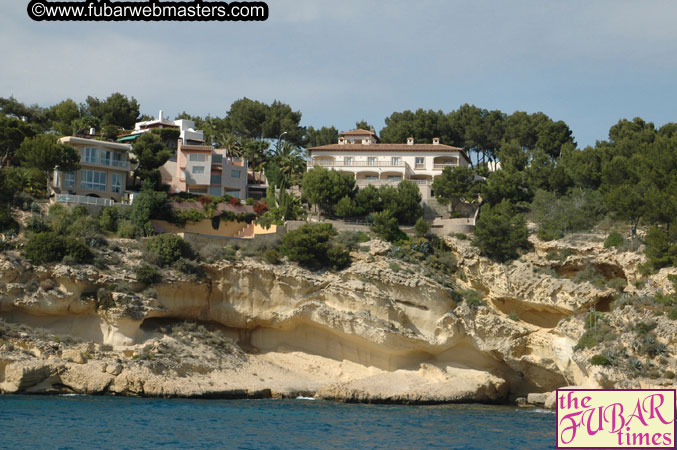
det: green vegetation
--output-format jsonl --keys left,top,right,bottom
{"left": 529, "top": 189, "right": 606, "bottom": 241}
{"left": 135, "top": 264, "right": 161, "bottom": 285}
{"left": 23, "top": 232, "right": 92, "bottom": 265}
{"left": 146, "top": 234, "right": 194, "bottom": 266}
{"left": 590, "top": 354, "right": 612, "bottom": 366}
{"left": 414, "top": 217, "right": 430, "bottom": 237}
{"left": 473, "top": 200, "right": 529, "bottom": 262}
{"left": 604, "top": 232, "right": 625, "bottom": 249}
{"left": 279, "top": 223, "right": 350, "bottom": 270}
{"left": 370, "top": 210, "right": 405, "bottom": 242}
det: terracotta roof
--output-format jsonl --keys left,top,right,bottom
{"left": 308, "top": 143, "right": 471, "bottom": 163}
{"left": 341, "top": 128, "right": 377, "bottom": 136}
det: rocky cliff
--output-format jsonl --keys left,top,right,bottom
{"left": 1, "top": 232, "right": 675, "bottom": 404}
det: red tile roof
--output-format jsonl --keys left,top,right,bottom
{"left": 308, "top": 143, "right": 471, "bottom": 163}
{"left": 341, "top": 128, "right": 377, "bottom": 136}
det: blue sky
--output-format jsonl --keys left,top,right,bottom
{"left": 1, "top": 0, "right": 676, "bottom": 147}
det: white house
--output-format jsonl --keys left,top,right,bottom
{"left": 307, "top": 129, "right": 471, "bottom": 200}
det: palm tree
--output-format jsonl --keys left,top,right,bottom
{"left": 216, "top": 132, "right": 243, "bottom": 158}
{"left": 241, "top": 139, "right": 270, "bottom": 183}
{"left": 273, "top": 142, "right": 306, "bottom": 188}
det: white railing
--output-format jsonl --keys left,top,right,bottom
{"left": 309, "top": 160, "right": 407, "bottom": 168}
{"left": 81, "top": 159, "right": 130, "bottom": 170}
{"left": 55, "top": 194, "right": 129, "bottom": 207}
{"left": 356, "top": 179, "right": 430, "bottom": 187}
{"left": 433, "top": 163, "right": 458, "bottom": 170}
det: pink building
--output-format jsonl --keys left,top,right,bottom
{"left": 160, "top": 139, "right": 248, "bottom": 198}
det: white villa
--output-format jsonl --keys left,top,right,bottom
{"left": 307, "top": 129, "right": 471, "bottom": 200}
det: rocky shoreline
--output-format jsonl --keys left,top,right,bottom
{"left": 2, "top": 233, "right": 676, "bottom": 405}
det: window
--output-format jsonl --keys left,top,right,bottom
{"left": 344, "top": 157, "right": 353, "bottom": 166}
{"left": 210, "top": 174, "right": 222, "bottom": 185}
{"left": 388, "top": 175, "right": 402, "bottom": 181}
{"left": 391, "top": 157, "right": 401, "bottom": 166}
{"left": 226, "top": 190, "right": 241, "bottom": 198}
{"left": 192, "top": 166, "right": 205, "bottom": 174}
{"left": 415, "top": 157, "right": 425, "bottom": 168}
{"left": 368, "top": 157, "right": 377, "bottom": 166}
{"left": 101, "top": 150, "right": 112, "bottom": 166}
{"left": 64, "top": 172, "right": 76, "bottom": 188}
{"left": 80, "top": 170, "right": 107, "bottom": 191}
{"left": 111, "top": 173, "right": 122, "bottom": 193}
{"left": 83, "top": 147, "right": 98, "bottom": 164}
{"left": 212, "top": 154, "right": 223, "bottom": 165}
{"left": 180, "top": 170, "right": 186, "bottom": 180}
{"left": 231, "top": 170, "right": 241, "bottom": 179}
{"left": 209, "top": 187, "right": 222, "bottom": 196}
{"left": 365, "top": 175, "right": 378, "bottom": 180}
{"left": 189, "top": 153, "right": 207, "bottom": 162}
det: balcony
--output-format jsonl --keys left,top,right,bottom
{"left": 356, "top": 178, "right": 430, "bottom": 187}
{"left": 309, "top": 160, "right": 407, "bottom": 168}
{"left": 55, "top": 194, "right": 122, "bottom": 207}
{"left": 81, "top": 158, "right": 130, "bottom": 170}
{"left": 433, "top": 163, "right": 458, "bottom": 170}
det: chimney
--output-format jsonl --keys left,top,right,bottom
{"left": 158, "top": 110, "right": 164, "bottom": 121}
{"left": 338, "top": 136, "right": 346, "bottom": 145}
{"left": 407, "top": 137, "right": 414, "bottom": 145}
{"left": 433, "top": 137, "right": 440, "bottom": 145}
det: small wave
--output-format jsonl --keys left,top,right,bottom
{"left": 295, "top": 396, "right": 316, "bottom": 401}
{"left": 520, "top": 408, "right": 554, "bottom": 414}
{"left": 59, "top": 394, "right": 85, "bottom": 397}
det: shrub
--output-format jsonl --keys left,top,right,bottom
{"left": 590, "top": 354, "right": 611, "bottom": 366}
{"left": 334, "top": 196, "right": 357, "bottom": 218}
{"left": 23, "top": 232, "right": 91, "bottom": 265}
{"left": 370, "top": 210, "right": 405, "bottom": 242}
{"left": 508, "top": 312, "right": 520, "bottom": 321}
{"left": 644, "top": 226, "right": 677, "bottom": 272}
{"left": 604, "top": 232, "right": 624, "bottom": 249}
{"left": 530, "top": 189, "right": 606, "bottom": 240}
{"left": 461, "top": 289, "right": 484, "bottom": 309}
{"left": 280, "top": 223, "right": 350, "bottom": 270}
{"left": 229, "top": 197, "right": 241, "bottom": 206}
{"left": 335, "top": 231, "right": 369, "bottom": 250}
{"left": 450, "top": 232, "right": 468, "bottom": 240}
{"left": 130, "top": 190, "right": 171, "bottom": 234}
{"left": 263, "top": 249, "right": 281, "bottom": 265}
{"left": 668, "top": 309, "right": 677, "bottom": 320}
{"left": 135, "top": 264, "right": 161, "bottom": 285}
{"left": 146, "top": 234, "right": 194, "bottom": 266}
{"left": 25, "top": 216, "right": 50, "bottom": 233}
{"left": 665, "top": 370, "right": 675, "bottom": 379}
{"left": 172, "top": 258, "right": 204, "bottom": 277}
{"left": 327, "top": 245, "right": 351, "bottom": 270}
{"left": 245, "top": 198, "right": 256, "bottom": 206}
{"left": 64, "top": 238, "right": 93, "bottom": 264}
{"left": 606, "top": 277, "right": 627, "bottom": 292}
{"left": 389, "top": 262, "right": 402, "bottom": 273}
{"left": 116, "top": 220, "right": 139, "bottom": 238}
{"left": 473, "top": 200, "right": 529, "bottom": 262}
{"left": 414, "top": 217, "right": 430, "bottom": 237}
{"left": 0, "top": 208, "right": 20, "bottom": 234}
{"left": 171, "top": 208, "right": 205, "bottom": 225}
{"left": 573, "top": 264, "right": 605, "bottom": 286}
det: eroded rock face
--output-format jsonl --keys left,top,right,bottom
{"left": 0, "top": 233, "right": 675, "bottom": 402}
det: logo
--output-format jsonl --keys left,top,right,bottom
{"left": 556, "top": 389, "right": 676, "bottom": 448}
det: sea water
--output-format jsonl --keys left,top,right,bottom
{"left": 0, "top": 396, "right": 556, "bottom": 449}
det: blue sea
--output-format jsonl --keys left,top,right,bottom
{"left": 0, "top": 396, "right": 556, "bottom": 449}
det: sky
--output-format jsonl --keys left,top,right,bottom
{"left": 1, "top": 0, "right": 677, "bottom": 147}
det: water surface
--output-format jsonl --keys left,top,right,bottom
{"left": 0, "top": 396, "right": 556, "bottom": 449}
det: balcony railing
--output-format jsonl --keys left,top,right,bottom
{"left": 433, "top": 163, "right": 458, "bottom": 170}
{"left": 309, "top": 160, "right": 406, "bottom": 168}
{"left": 81, "top": 158, "right": 130, "bottom": 170}
{"left": 56, "top": 194, "right": 116, "bottom": 207}
{"left": 356, "top": 178, "right": 430, "bottom": 187}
